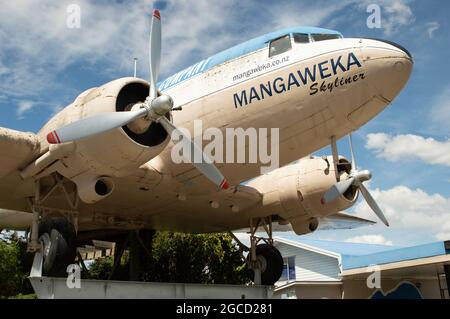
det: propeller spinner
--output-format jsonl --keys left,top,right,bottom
{"left": 46, "top": 9, "right": 229, "bottom": 190}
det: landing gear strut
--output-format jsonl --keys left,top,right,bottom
{"left": 232, "top": 216, "right": 283, "bottom": 286}
{"left": 28, "top": 175, "right": 79, "bottom": 277}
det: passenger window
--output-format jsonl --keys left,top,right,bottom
{"left": 293, "top": 33, "right": 309, "bottom": 43}
{"left": 311, "top": 33, "right": 341, "bottom": 42}
{"left": 269, "top": 35, "right": 292, "bottom": 57}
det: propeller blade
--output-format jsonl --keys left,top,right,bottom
{"left": 359, "top": 183, "right": 389, "bottom": 226}
{"left": 321, "top": 177, "right": 355, "bottom": 204}
{"left": 159, "top": 117, "right": 229, "bottom": 189}
{"left": 46, "top": 109, "right": 147, "bottom": 144}
{"left": 348, "top": 133, "right": 357, "bottom": 171}
{"left": 149, "top": 9, "right": 161, "bottom": 99}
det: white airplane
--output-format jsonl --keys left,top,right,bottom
{"left": 0, "top": 9, "right": 412, "bottom": 284}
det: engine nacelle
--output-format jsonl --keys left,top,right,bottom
{"left": 289, "top": 216, "right": 319, "bottom": 235}
{"left": 72, "top": 174, "right": 115, "bottom": 204}
{"left": 247, "top": 155, "right": 358, "bottom": 235}
{"left": 39, "top": 77, "right": 171, "bottom": 180}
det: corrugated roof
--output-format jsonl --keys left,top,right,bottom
{"left": 342, "top": 241, "right": 449, "bottom": 270}
{"left": 274, "top": 233, "right": 450, "bottom": 270}
{"left": 275, "top": 233, "right": 401, "bottom": 256}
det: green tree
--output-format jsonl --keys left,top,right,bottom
{"left": 0, "top": 232, "right": 33, "bottom": 297}
{"left": 207, "top": 233, "right": 249, "bottom": 285}
{"left": 147, "top": 232, "right": 249, "bottom": 284}
{"left": 0, "top": 240, "right": 22, "bottom": 296}
{"left": 86, "top": 232, "right": 249, "bottom": 285}
{"left": 85, "top": 257, "right": 114, "bottom": 280}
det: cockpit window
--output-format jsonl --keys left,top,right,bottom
{"left": 269, "top": 35, "right": 292, "bottom": 57}
{"left": 311, "top": 33, "right": 342, "bottom": 42}
{"left": 293, "top": 33, "right": 310, "bottom": 44}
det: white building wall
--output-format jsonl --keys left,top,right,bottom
{"left": 275, "top": 242, "right": 341, "bottom": 282}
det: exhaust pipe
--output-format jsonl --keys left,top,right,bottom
{"left": 73, "top": 174, "right": 115, "bottom": 204}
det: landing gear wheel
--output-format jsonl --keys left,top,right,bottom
{"left": 249, "top": 244, "right": 283, "bottom": 285}
{"left": 38, "top": 217, "right": 77, "bottom": 277}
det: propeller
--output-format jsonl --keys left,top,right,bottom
{"left": 321, "top": 134, "right": 389, "bottom": 226}
{"left": 46, "top": 9, "right": 229, "bottom": 190}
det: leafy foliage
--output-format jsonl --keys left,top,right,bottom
{"left": 0, "top": 230, "right": 248, "bottom": 297}
{"left": 0, "top": 231, "right": 34, "bottom": 297}
{"left": 146, "top": 232, "right": 249, "bottom": 284}
{"left": 86, "top": 232, "right": 249, "bottom": 285}
{"left": 84, "top": 257, "right": 114, "bottom": 280}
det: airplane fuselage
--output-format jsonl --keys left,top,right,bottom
{"left": 150, "top": 36, "right": 412, "bottom": 186}
{"left": 27, "top": 27, "right": 412, "bottom": 232}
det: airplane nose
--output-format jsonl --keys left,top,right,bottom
{"left": 360, "top": 38, "right": 413, "bottom": 101}
{"left": 364, "top": 38, "right": 413, "bottom": 60}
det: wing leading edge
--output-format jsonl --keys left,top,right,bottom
{"left": 0, "top": 127, "right": 41, "bottom": 178}
{"left": 235, "top": 212, "right": 376, "bottom": 233}
{"left": 0, "top": 209, "right": 33, "bottom": 231}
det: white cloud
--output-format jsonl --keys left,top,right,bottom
{"left": 357, "top": 0, "right": 415, "bottom": 35}
{"left": 366, "top": 133, "right": 450, "bottom": 167}
{"left": 159, "top": 0, "right": 236, "bottom": 76}
{"left": 436, "top": 221, "right": 450, "bottom": 241}
{"left": 0, "top": 1, "right": 154, "bottom": 98}
{"left": 268, "top": 1, "right": 350, "bottom": 31}
{"left": 426, "top": 21, "right": 440, "bottom": 38}
{"left": 0, "top": 0, "right": 417, "bottom": 122}
{"left": 381, "top": 0, "right": 415, "bottom": 35}
{"left": 430, "top": 86, "right": 450, "bottom": 134}
{"left": 0, "top": 0, "right": 258, "bottom": 100}
{"left": 0, "top": 63, "right": 9, "bottom": 76}
{"left": 16, "top": 100, "right": 35, "bottom": 119}
{"left": 353, "top": 185, "right": 450, "bottom": 241}
{"left": 0, "top": 0, "right": 363, "bottom": 104}
{"left": 345, "top": 234, "right": 393, "bottom": 245}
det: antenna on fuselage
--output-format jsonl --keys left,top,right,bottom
{"left": 133, "top": 57, "right": 138, "bottom": 77}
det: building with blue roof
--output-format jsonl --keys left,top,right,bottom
{"left": 273, "top": 234, "right": 450, "bottom": 299}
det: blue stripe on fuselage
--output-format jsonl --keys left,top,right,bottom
{"left": 157, "top": 26, "right": 343, "bottom": 91}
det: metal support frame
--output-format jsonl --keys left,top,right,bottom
{"left": 438, "top": 264, "right": 450, "bottom": 299}
{"left": 28, "top": 181, "right": 42, "bottom": 253}
{"left": 228, "top": 232, "right": 249, "bottom": 254}
{"left": 77, "top": 251, "right": 89, "bottom": 274}
{"left": 27, "top": 173, "right": 80, "bottom": 277}
{"left": 109, "top": 235, "right": 129, "bottom": 280}
{"left": 330, "top": 135, "right": 339, "bottom": 182}
{"left": 248, "top": 216, "right": 273, "bottom": 285}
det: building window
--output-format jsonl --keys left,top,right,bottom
{"left": 269, "top": 35, "right": 292, "bottom": 57}
{"left": 280, "top": 256, "right": 296, "bottom": 282}
{"left": 293, "top": 33, "right": 310, "bottom": 44}
{"left": 311, "top": 33, "right": 342, "bottom": 42}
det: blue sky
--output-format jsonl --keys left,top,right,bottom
{"left": 0, "top": 0, "right": 449, "bottom": 246}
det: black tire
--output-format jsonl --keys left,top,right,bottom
{"left": 248, "top": 244, "right": 284, "bottom": 285}
{"left": 38, "top": 217, "right": 77, "bottom": 277}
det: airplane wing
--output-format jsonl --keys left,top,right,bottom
{"left": 0, "top": 127, "right": 41, "bottom": 178}
{"left": 317, "top": 212, "right": 376, "bottom": 230}
{"left": 0, "top": 209, "right": 33, "bottom": 231}
{"left": 235, "top": 212, "right": 375, "bottom": 233}
{"left": 0, "top": 128, "right": 41, "bottom": 230}
{"left": 143, "top": 184, "right": 264, "bottom": 233}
